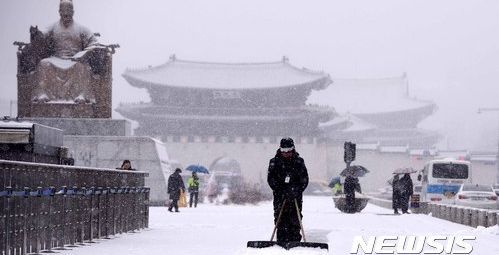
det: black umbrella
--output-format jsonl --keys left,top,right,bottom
{"left": 340, "top": 165, "right": 369, "bottom": 178}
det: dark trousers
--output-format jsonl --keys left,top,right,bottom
{"left": 189, "top": 192, "right": 199, "bottom": 207}
{"left": 273, "top": 195, "right": 303, "bottom": 243}
{"left": 400, "top": 194, "right": 410, "bottom": 213}
{"left": 168, "top": 198, "right": 179, "bottom": 212}
{"left": 345, "top": 191, "right": 356, "bottom": 213}
{"left": 392, "top": 190, "right": 401, "bottom": 210}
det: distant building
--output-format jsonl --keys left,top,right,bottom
{"left": 308, "top": 74, "right": 439, "bottom": 151}
{"left": 117, "top": 56, "right": 335, "bottom": 183}
{"left": 118, "top": 56, "right": 448, "bottom": 191}
{"left": 118, "top": 56, "right": 334, "bottom": 140}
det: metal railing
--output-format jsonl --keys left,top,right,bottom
{"left": 0, "top": 160, "right": 149, "bottom": 255}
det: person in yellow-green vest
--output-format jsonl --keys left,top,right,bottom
{"left": 188, "top": 172, "right": 200, "bottom": 208}
{"left": 332, "top": 182, "right": 343, "bottom": 196}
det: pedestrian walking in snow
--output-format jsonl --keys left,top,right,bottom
{"left": 344, "top": 175, "right": 361, "bottom": 213}
{"left": 392, "top": 174, "right": 401, "bottom": 214}
{"left": 168, "top": 168, "right": 185, "bottom": 212}
{"left": 398, "top": 173, "right": 413, "bottom": 214}
{"left": 188, "top": 172, "right": 200, "bottom": 207}
{"left": 267, "top": 137, "right": 309, "bottom": 243}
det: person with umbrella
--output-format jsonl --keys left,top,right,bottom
{"left": 187, "top": 172, "right": 200, "bottom": 208}
{"left": 267, "top": 137, "right": 309, "bottom": 243}
{"left": 398, "top": 173, "right": 414, "bottom": 214}
{"left": 343, "top": 175, "right": 361, "bottom": 213}
{"left": 329, "top": 176, "right": 343, "bottom": 196}
{"left": 186, "top": 164, "right": 210, "bottom": 174}
{"left": 392, "top": 168, "right": 415, "bottom": 214}
{"left": 167, "top": 168, "right": 185, "bottom": 212}
{"left": 340, "top": 165, "right": 367, "bottom": 213}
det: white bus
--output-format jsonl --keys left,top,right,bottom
{"left": 419, "top": 158, "right": 472, "bottom": 203}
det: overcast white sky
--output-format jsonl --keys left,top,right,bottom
{"left": 0, "top": 0, "right": 498, "bottom": 151}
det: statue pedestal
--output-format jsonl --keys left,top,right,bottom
{"left": 64, "top": 135, "right": 170, "bottom": 204}
{"left": 28, "top": 102, "right": 111, "bottom": 118}
{"left": 23, "top": 117, "right": 131, "bottom": 136}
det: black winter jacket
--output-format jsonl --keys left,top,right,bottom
{"left": 167, "top": 172, "right": 185, "bottom": 200}
{"left": 398, "top": 174, "right": 413, "bottom": 197}
{"left": 344, "top": 176, "right": 361, "bottom": 194}
{"left": 267, "top": 150, "right": 309, "bottom": 199}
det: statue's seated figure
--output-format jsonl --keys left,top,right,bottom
{"left": 17, "top": 0, "right": 116, "bottom": 104}
{"left": 36, "top": 0, "right": 96, "bottom": 103}
{"left": 15, "top": 0, "right": 118, "bottom": 118}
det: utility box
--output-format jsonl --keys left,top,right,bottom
{"left": 0, "top": 120, "right": 70, "bottom": 164}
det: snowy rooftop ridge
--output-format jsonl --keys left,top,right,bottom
{"left": 123, "top": 56, "right": 331, "bottom": 90}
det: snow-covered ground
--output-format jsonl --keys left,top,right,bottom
{"left": 59, "top": 196, "right": 499, "bottom": 255}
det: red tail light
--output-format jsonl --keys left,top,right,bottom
{"left": 430, "top": 197, "right": 442, "bottom": 201}
{"left": 487, "top": 196, "right": 497, "bottom": 201}
{"left": 458, "top": 195, "right": 468, "bottom": 199}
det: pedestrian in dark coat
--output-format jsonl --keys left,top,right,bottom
{"left": 392, "top": 174, "right": 401, "bottom": 214}
{"left": 344, "top": 175, "right": 361, "bottom": 213}
{"left": 168, "top": 168, "right": 185, "bottom": 212}
{"left": 267, "top": 138, "right": 309, "bottom": 243}
{"left": 398, "top": 173, "right": 413, "bottom": 214}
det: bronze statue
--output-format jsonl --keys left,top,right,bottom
{"left": 14, "top": 0, "right": 118, "bottom": 118}
{"left": 33, "top": 0, "right": 97, "bottom": 103}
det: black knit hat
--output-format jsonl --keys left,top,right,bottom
{"left": 280, "top": 137, "right": 294, "bottom": 150}
{"left": 174, "top": 168, "right": 182, "bottom": 173}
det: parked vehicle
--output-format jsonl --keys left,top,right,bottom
{"left": 419, "top": 158, "right": 472, "bottom": 204}
{"left": 454, "top": 184, "right": 497, "bottom": 209}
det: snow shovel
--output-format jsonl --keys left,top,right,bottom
{"left": 246, "top": 199, "right": 287, "bottom": 249}
{"left": 246, "top": 199, "right": 329, "bottom": 251}
{"left": 285, "top": 199, "right": 328, "bottom": 250}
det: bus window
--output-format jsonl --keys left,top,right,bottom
{"left": 432, "top": 163, "right": 468, "bottom": 179}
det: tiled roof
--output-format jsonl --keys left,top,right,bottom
{"left": 123, "top": 56, "right": 331, "bottom": 90}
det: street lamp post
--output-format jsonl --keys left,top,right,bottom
{"left": 478, "top": 107, "right": 499, "bottom": 184}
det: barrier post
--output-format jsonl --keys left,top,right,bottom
{"left": 486, "top": 211, "right": 497, "bottom": 227}
{"left": 477, "top": 210, "right": 488, "bottom": 227}
{"left": 470, "top": 209, "right": 479, "bottom": 228}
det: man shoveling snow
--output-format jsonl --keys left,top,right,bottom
{"left": 247, "top": 137, "right": 328, "bottom": 251}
